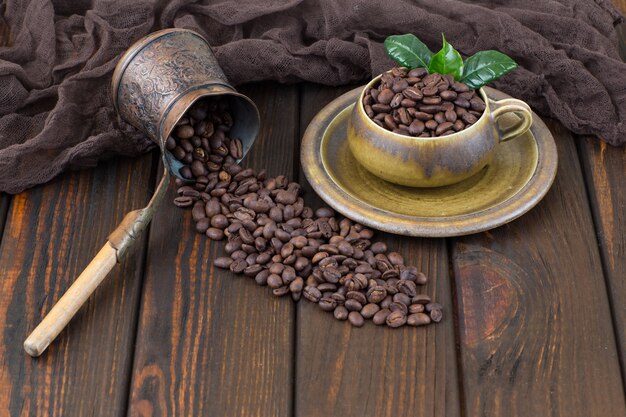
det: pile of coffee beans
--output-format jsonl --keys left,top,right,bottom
{"left": 363, "top": 67, "right": 486, "bottom": 137}
{"left": 170, "top": 97, "right": 443, "bottom": 328}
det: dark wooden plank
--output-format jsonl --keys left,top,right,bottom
{"left": 452, "top": 121, "right": 626, "bottom": 417}
{"left": 294, "top": 84, "right": 461, "bottom": 417}
{"left": 574, "top": 0, "right": 626, "bottom": 387}
{"left": 127, "top": 83, "right": 298, "bottom": 417}
{"left": 577, "top": 138, "right": 626, "bottom": 385}
{"left": 0, "top": 154, "right": 155, "bottom": 416}
{"left": 0, "top": 193, "right": 11, "bottom": 242}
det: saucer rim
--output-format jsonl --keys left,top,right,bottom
{"left": 301, "top": 86, "right": 558, "bottom": 237}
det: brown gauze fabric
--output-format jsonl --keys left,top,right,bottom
{"left": 0, "top": 0, "right": 624, "bottom": 193}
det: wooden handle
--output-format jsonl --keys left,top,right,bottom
{"left": 24, "top": 242, "right": 118, "bottom": 357}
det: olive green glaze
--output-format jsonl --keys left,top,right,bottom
{"left": 301, "top": 86, "right": 558, "bottom": 237}
{"left": 347, "top": 74, "right": 533, "bottom": 187}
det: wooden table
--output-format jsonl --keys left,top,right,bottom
{"left": 1, "top": 12, "right": 626, "bottom": 417}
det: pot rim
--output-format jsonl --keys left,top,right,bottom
{"left": 111, "top": 28, "right": 210, "bottom": 116}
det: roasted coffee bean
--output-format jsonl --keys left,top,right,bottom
{"left": 345, "top": 299, "right": 363, "bottom": 312}
{"left": 303, "top": 286, "right": 322, "bottom": 303}
{"left": 214, "top": 257, "right": 233, "bottom": 269}
{"left": 425, "top": 302, "right": 443, "bottom": 312}
{"left": 273, "top": 286, "right": 290, "bottom": 297}
{"left": 399, "top": 266, "right": 417, "bottom": 281}
{"left": 348, "top": 311, "right": 365, "bottom": 327}
{"left": 451, "top": 82, "right": 470, "bottom": 92}
{"left": 454, "top": 97, "right": 471, "bottom": 108}
{"left": 211, "top": 214, "right": 229, "bottom": 229}
{"left": 196, "top": 218, "right": 210, "bottom": 233}
{"left": 371, "top": 103, "right": 391, "bottom": 113}
{"left": 470, "top": 97, "right": 486, "bottom": 112}
{"left": 384, "top": 114, "right": 398, "bottom": 130}
{"left": 289, "top": 277, "right": 304, "bottom": 293}
{"left": 403, "top": 87, "right": 423, "bottom": 100}
{"left": 412, "top": 294, "right": 432, "bottom": 305}
{"left": 422, "top": 86, "right": 438, "bottom": 96}
{"left": 370, "top": 242, "right": 387, "bottom": 254}
{"left": 377, "top": 88, "right": 394, "bottom": 104}
{"left": 393, "top": 293, "right": 411, "bottom": 307}
{"left": 409, "top": 303, "right": 425, "bottom": 314}
{"left": 408, "top": 67, "right": 427, "bottom": 78}
{"left": 174, "top": 196, "right": 194, "bottom": 207}
{"left": 429, "top": 308, "right": 443, "bottom": 322}
{"left": 390, "top": 93, "right": 403, "bottom": 108}
{"left": 244, "top": 264, "right": 263, "bottom": 277}
{"left": 267, "top": 273, "right": 283, "bottom": 289}
{"left": 408, "top": 120, "right": 425, "bottom": 135}
{"left": 407, "top": 313, "right": 431, "bottom": 326}
{"left": 440, "top": 90, "right": 457, "bottom": 101}
{"left": 453, "top": 119, "right": 465, "bottom": 132}
{"left": 386, "top": 310, "right": 407, "bottom": 328}
{"left": 206, "top": 227, "right": 224, "bottom": 240}
{"left": 436, "top": 122, "right": 454, "bottom": 136}
{"left": 434, "top": 112, "right": 446, "bottom": 124}
{"left": 319, "top": 297, "right": 337, "bottom": 311}
{"left": 367, "top": 285, "right": 387, "bottom": 303}
{"left": 372, "top": 308, "right": 391, "bottom": 325}
{"left": 445, "top": 108, "right": 458, "bottom": 123}
{"left": 412, "top": 111, "right": 433, "bottom": 121}
{"left": 334, "top": 305, "right": 349, "bottom": 321}
{"left": 346, "top": 290, "right": 367, "bottom": 305}
{"left": 390, "top": 301, "right": 408, "bottom": 317}
{"left": 425, "top": 119, "right": 438, "bottom": 131}
{"left": 230, "top": 258, "right": 247, "bottom": 274}
{"left": 192, "top": 203, "right": 207, "bottom": 221}
{"left": 255, "top": 270, "right": 269, "bottom": 286}
{"left": 423, "top": 96, "right": 442, "bottom": 105}
{"left": 176, "top": 124, "right": 194, "bottom": 139}
{"left": 323, "top": 267, "right": 341, "bottom": 283}
{"left": 398, "top": 107, "right": 411, "bottom": 125}
{"left": 361, "top": 303, "right": 380, "bottom": 319}
{"left": 315, "top": 207, "right": 334, "bottom": 218}
{"left": 461, "top": 112, "right": 478, "bottom": 124}
{"left": 397, "top": 279, "right": 417, "bottom": 297}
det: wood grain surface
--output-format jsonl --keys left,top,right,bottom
{"left": 577, "top": 137, "right": 626, "bottom": 386}
{"left": 2, "top": 4, "right": 626, "bottom": 414}
{"left": 451, "top": 122, "right": 626, "bottom": 417}
{"left": 575, "top": 0, "right": 626, "bottom": 388}
{"left": 294, "top": 84, "right": 460, "bottom": 417}
{"left": 0, "top": 194, "right": 10, "bottom": 244}
{"left": 127, "top": 84, "right": 299, "bottom": 417}
{"left": 0, "top": 154, "right": 155, "bottom": 417}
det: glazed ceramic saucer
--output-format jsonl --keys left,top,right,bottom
{"left": 301, "top": 86, "right": 558, "bottom": 237}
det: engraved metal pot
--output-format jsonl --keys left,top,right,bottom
{"left": 23, "top": 29, "right": 261, "bottom": 357}
{"left": 111, "top": 28, "right": 260, "bottom": 179}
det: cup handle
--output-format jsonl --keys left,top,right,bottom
{"left": 489, "top": 98, "right": 533, "bottom": 142}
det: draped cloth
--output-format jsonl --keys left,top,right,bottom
{"left": 0, "top": 0, "right": 624, "bottom": 193}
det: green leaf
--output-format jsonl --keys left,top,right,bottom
{"left": 427, "top": 34, "right": 464, "bottom": 80}
{"left": 384, "top": 34, "right": 434, "bottom": 69}
{"left": 460, "top": 50, "right": 518, "bottom": 89}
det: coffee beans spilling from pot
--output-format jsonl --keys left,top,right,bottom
{"left": 169, "top": 97, "right": 443, "bottom": 328}
{"left": 362, "top": 67, "right": 486, "bottom": 137}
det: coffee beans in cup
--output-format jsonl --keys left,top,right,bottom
{"left": 169, "top": 97, "right": 443, "bottom": 328}
{"left": 362, "top": 67, "right": 486, "bottom": 137}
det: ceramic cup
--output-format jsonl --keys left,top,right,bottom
{"left": 347, "top": 73, "right": 533, "bottom": 187}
